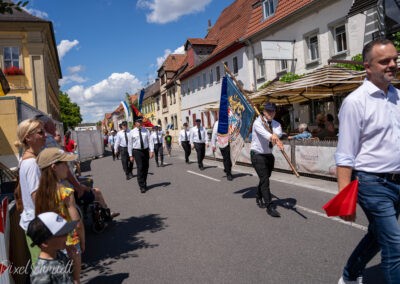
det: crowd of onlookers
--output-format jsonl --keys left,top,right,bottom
{"left": 287, "top": 113, "right": 338, "bottom": 141}
{"left": 14, "top": 116, "right": 119, "bottom": 284}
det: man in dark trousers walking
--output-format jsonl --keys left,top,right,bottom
{"left": 114, "top": 121, "right": 133, "bottom": 180}
{"left": 128, "top": 117, "right": 152, "bottom": 193}
{"left": 250, "top": 102, "right": 283, "bottom": 217}
{"left": 211, "top": 120, "right": 233, "bottom": 181}
{"left": 179, "top": 122, "right": 191, "bottom": 163}
{"left": 190, "top": 118, "right": 208, "bottom": 170}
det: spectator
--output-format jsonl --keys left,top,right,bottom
{"left": 288, "top": 123, "right": 312, "bottom": 140}
{"left": 164, "top": 131, "right": 172, "bottom": 157}
{"left": 35, "top": 147, "right": 85, "bottom": 283}
{"left": 28, "top": 212, "right": 76, "bottom": 284}
{"left": 14, "top": 118, "right": 46, "bottom": 266}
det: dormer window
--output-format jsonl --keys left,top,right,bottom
{"left": 263, "top": 0, "right": 277, "bottom": 19}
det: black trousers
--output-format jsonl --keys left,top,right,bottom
{"left": 119, "top": 146, "right": 133, "bottom": 176}
{"left": 251, "top": 151, "right": 275, "bottom": 205}
{"left": 154, "top": 143, "right": 164, "bottom": 164}
{"left": 181, "top": 141, "right": 191, "bottom": 162}
{"left": 220, "top": 144, "right": 232, "bottom": 175}
{"left": 111, "top": 145, "right": 116, "bottom": 160}
{"left": 133, "top": 148, "right": 149, "bottom": 189}
{"left": 194, "top": 142, "right": 206, "bottom": 167}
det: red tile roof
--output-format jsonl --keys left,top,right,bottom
{"left": 185, "top": 38, "right": 217, "bottom": 47}
{"left": 162, "top": 54, "right": 186, "bottom": 72}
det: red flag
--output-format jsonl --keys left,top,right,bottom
{"left": 322, "top": 180, "right": 359, "bottom": 217}
{"left": 130, "top": 104, "right": 154, "bottom": 128}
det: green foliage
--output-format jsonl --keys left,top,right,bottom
{"left": 392, "top": 32, "right": 400, "bottom": 51}
{"left": 59, "top": 91, "right": 82, "bottom": 131}
{"left": 335, "top": 54, "right": 364, "bottom": 71}
{"left": 0, "top": 0, "right": 29, "bottom": 14}
{"left": 279, "top": 72, "right": 304, "bottom": 83}
{"left": 259, "top": 81, "right": 272, "bottom": 90}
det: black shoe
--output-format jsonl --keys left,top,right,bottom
{"left": 129, "top": 173, "right": 134, "bottom": 179}
{"left": 186, "top": 160, "right": 189, "bottom": 164}
{"left": 140, "top": 187, "right": 146, "bottom": 193}
{"left": 200, "top": 166, "right": 205, "bottom": 171}
{"left": 161, "top": 162, "right": 164, "bottom": 167}
{"left": 126, "top": 175, "right": 131, "bottom": 180}
{"left": 227, "top": 174, "right": 233, "bottom": 181}
{"left": 256, "top": 196, "right": 265, "bottom": 208}
{"left": 266, "top": 204, "right": 281, "bottom": 217}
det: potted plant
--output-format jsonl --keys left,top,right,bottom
{"left": 4, "top": 66, "right": 24, "bottom": 76}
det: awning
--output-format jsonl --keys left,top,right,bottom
{"left": 249, "top": 65, "right": 367, "bottom": 105}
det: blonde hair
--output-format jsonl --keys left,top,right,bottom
{"left": 14, "top": 119, "right": 43, "bottom": 150}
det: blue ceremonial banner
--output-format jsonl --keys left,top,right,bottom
{"left": 121, "top": 100, "right": 130, "bottom": 120}
{"left": 217, "top": 75, "right": 255, "bottom": 165}
{"left": 138, "top": 89, "right": 145, "bottom": 112}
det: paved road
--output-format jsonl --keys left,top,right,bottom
{"left": 79, "top": 148, "right": 382, "bottom": 284}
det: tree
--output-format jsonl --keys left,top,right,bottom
{"left": 59, "top": 91, "right": 82, "bottom": 131}
{"left": 0, "top": 1, "right": 29, "bottom": 14}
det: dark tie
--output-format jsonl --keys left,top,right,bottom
{"left": 139, "top": 128, "right": 144, "bottom": 149}
{"left": 112, "top": 136, "right": 115, "bottom": 144}
{"left": 156, "top": 131, "right": 160, "bottom": 144}
{"left": 124, "top": 131, "right": 128, "bottom": 146}
{"left": 198, "top": 128, "right": 202, "bottom": 141}
{"left": 184, "top": 129, "right": 188, "bottom": 141}
{"left": 268, "top": 121, "right": 273, "bottom": 149}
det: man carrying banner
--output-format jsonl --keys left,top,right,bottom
{"left": 250, "top": 102, "right": 282, "bottom": 218}
{"left": 190, "top": 119, "right": 208, "bottom": 170}
{"left": 335, "top": 39, "right": 400, "bottom": 284}
{"left": 211, "top": 120, "right": 233, "bottom": 181}
{"left": 179, "top": 122, "right": 191, "bottom": 163}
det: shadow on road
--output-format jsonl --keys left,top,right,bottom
{"left": 232, "top": 172, "right": 253, "bottom": 178}
{"left": 83, "top": 272, "right": 129, "bottom": 284}
{"left": 271, "top": 196, "right": 307, "bottom": 219}
{"left": 233, "top": 186, "right": 257, "bottom": 199}
{"left": 81, "top": 214, "right": 167, "bottom": 277}
{"left": 147, "top": 182, "right": 171, "bottom": 191}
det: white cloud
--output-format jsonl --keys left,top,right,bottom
{"left": 173, "top": 46, "right": 185, "bottom": 54}
{"left": 156, "top": 45, "right": 185, "bottom": 69}
{"left": 57, "top": 39, "right": 79, "bottom": 60}
{"left": 65, "top": 72, "right": 142, "bottom": 122}
{"left": 137, "top": 0, "right": 212, "bottom": 24}
{"left": 59, "top": 65, "right": 87, "bottom": 87}
{"left": 24, "top": 8, "right": 49, "bottom": 19}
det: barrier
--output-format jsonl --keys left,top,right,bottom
{"left": 72, "top": 130, "right": 104, "bottom": 161}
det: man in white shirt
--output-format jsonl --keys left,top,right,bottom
{"left": 335, "top": 39, "right": 400, "bottom": 284}
{"left": 190, "top": 119, "right": 209, "bottom": 170}
{"left": 108, "top": 130, "right": 117, "bottom": 161}
{"left": 250, "top": 102, "right": 283, "bottom": 217}
{"left": 149, "top": 125, "right": 164, "bottom": 167}
{"left": 211, "top": 120, "right": 233, "bottom": 181}
{"left": 115, "top": 121, "right": 133, "bottom": 180}
{"left": 128, "top": 117, "right": 153, "bottom": 193}
{"left": 178, "top": 122, "right": 191, "bottom": 164}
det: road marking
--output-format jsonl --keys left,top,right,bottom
{"left": 296, "top": 205, "right": 367, "bottom": 232}
{"left": 187, "top": 170, "right": 221, "bottom": 182}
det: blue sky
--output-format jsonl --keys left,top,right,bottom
{"left": 23, "top": 0, "right": 235, "bottom": 122}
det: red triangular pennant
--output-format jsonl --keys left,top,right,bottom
{"left": 0, "top": 263, "right": 8, "bottom": 275}
{"left": 322, "top": 180, "right": 359, "bottom": 217}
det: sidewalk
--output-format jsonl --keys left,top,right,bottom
{"left": 172, "top": 144, "right": 338, "bottom": 196}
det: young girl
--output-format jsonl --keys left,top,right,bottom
{"left": 14, "top": 118, "right": 46, "bottom": 266}
{"left": 35, "top": 147, "right": 85, "bottom": 284}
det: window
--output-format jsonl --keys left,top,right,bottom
{"left": 174, "top": 115, "right": 178, "bottom": 130}
{"left": 257, "top": 57, "right": 265, "bottom": 78}
{"left": 191, "top": 79, "right": 195, "bottom": 93}
{"left": 209, "top": 69, "right": 214, "bottom": 84}
{"left": 162, "top": 94, "right": 167, "bottom": 108}
{"left": 202, "top": 73, "right": 206, "bottom": 88}
{"left": 263, "top": 0, "right": 277, "bottom": 19}
{"left": 181, "top": 83, "right": 186, "bottom": 96}
{"left": 216, "top": 66, "right": 221, "bottom": 82}
{"left": 233, "top": 57, "right": 238, "bottom": 74}
{"left": 280, "top": 60, "right": 288, "bottom": 72}
{"left": 197, "top": 76, "right": 201, "bottom": 90}
{"left": 307, "top": 34, "right": 319, "bottom": 61}
{"left": 173, "top": 92, "right": 176, "bottom": 104}
{"left": 4, "top": 46, "right": 20, "bottom": 69}
{"left": 157, "top": 98, "right": 160, "bottom": 111}
{"left": 334, "top": 24, "right": 347, "bottom": 54}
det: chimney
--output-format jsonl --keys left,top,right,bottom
{"left": 207, "top": 19, "right": 212, "bottom": 33}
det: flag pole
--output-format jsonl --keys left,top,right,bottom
{"left": 223, "top": 63, "right": 300, "bottom": 177}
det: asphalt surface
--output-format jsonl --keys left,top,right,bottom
{"left": 79, "top": 147, "right": 382, "bottom": 284}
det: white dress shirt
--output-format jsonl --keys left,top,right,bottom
{"left": 335, "top": 80, "right": 400, "bottom": 173}
{"left": 128, "top": 127, "right": 152, "bottom": 156}
{"left": 150, "top": 130, "right": 164, "bottom": 145}
{"left": 250, "top": 116, "right": 282, "bottom": 154}
{"left": 178, "top": 129, "right": 190, "bottom": 143}
{"left": 114, "top": 129, "right": 130, "bottom": 152}
{"left": 190, "top": 125, "right": 208, "bottom": 144}
{"left": 211, "top": 121, "right": 219, "bottom": 148}
{"left": 108, "top": 135, "right": 116, "bottom": 146}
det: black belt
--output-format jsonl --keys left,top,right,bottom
{"left": 374, "top": 172, "right": 400, "bottom": 184}
{"left": 133, "top": 148, "right": 149, "bottom": 151}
